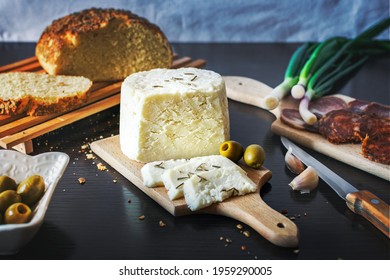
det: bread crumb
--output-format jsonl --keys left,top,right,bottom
{"left": 86, "top": 153, "right": 95, "bottom": 160}
{"left": 159, "top": 220, "right": 166, "bottom": 227}
{"left": 97, "top": 162, "right": 107, "bottom": 171}
{"left": 78, "top": 177, "right": 86, "bottom": 184}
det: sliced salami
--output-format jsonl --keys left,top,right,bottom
{"left": 362, "top": 133, "right": 390, "bottom": 165}
{"left": 318, "top": 109, "right": 362, "bottom": 144}
{"left": 280, "top": 94, "right": 389, "bottom": 165}
{"left": 358, "top": 115, "right": 390, "bottom": 138}
{"left": 309, "top": 96, "right": 347, "bottom": 118}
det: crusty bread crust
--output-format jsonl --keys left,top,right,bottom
{"left": 28, "top": 93, "right": 90, "bottom": 116}
{"left": 0, "top": 97, "right": 30, "bottom": 115}
{"left": 0, "top": 93, "right": 90, "bottom": 116}
{"left": 0, "top": 72, "right": 92, "bottom": 116}
{"left": 36, "top": 8, "right": 173, "bottom": 81}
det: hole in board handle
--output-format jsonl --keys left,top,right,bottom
{"left": 277, "top": 222, "right": 285, "bottom": 228}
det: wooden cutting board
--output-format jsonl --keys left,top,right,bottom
{"left": 224, "top": 76, "right": 389, "bottom": 181}
{"left": 90, "top": 135, "right": 299, "bottom": 248}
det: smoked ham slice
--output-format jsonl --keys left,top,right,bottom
{"left": 309, "top": 96, "right": 348, "bottom": 118}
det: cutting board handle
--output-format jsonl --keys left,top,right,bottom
{"left": 204, "top": 192, "right": 299, "bottom": 248}
{"left": 223, "top": 76, "right": 280, "bottom": 117}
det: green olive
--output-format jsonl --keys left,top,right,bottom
{"left": 244, "top": 144, "right": 266, "bottom": 168}
{"left": 17, "top": 175, "right": 45, "bottom": 207}
{"left": 4, "top": 203, "right": 32, "bottom": 224}
{"left": 0, "top": 175, "right": 17, "bottom": 193}
{"left": 219, "top": 140, "right": 244, "bottom": 163}
{"left": 0, "top": 190, "right": 22, "bottom": 213}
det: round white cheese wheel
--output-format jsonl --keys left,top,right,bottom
{"left": 119, "top": 67, "right": 230, "bottom": 162}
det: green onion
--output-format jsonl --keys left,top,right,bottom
{"left": 299, "top": 55, "right": 369, "bottom": 124}
{"left": 355, "top": 17, "right": 390, "bottom": 40}
{"left": 262, "top": 42, "right": 316, "bottom": 110}
{"left": 347, "top": 40, "right": 390, "bottom": 55}
{"left": 298, "top": 18, "right": 390, "bottom": 124}
{"left": 291, "top": 37, "right": 347, "bottom": 99}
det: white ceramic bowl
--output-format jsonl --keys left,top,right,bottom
{"left": 0, "top": 150, "right": 69, "bottom": 255}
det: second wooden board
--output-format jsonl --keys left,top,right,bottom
{"left": 90, "top": 135, "right": 299, "bottom": 248}
{"left": 224, "top": 76, "right": 389, "bottom": 181}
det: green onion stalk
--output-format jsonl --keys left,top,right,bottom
{"left": 290, "top": 37, "right": 347, "bottom": 99}
{"left": 346, "top": 40, "right": 390, "bottom": 55}
{"left": 298, "top": 18, "right": 390, "bottom": 124}
{"left": 261, "top": 42, "right": 316, "bottom": 110}
{"left": 299, "top": 53, "right": 369, "bottom": 124}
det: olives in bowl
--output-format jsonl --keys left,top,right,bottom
{"left": 0, "top": 175, "right": 17, "bottom": 193}
{"left": 17, "top": 175, "right": 45, "bottom": 207}
{"left": 4, "top": 203, "right": 32, "bottom": 224}
{"left": 0, "top": 190, "right": 21, "bottom": 213}
{"left": 0, "top": 175, "right": 45, "bottom": 224}
{"left": 0, "top": 150, "right": 69, "bottom": 255}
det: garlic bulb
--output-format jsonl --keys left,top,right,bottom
{"left": 285, "top": 147, "right": 306, "bottom": 174}
{"left": 289, "top": 166, "right": 319, "bottom": 194}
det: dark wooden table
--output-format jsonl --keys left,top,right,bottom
{"left": 1, "top": 43, "right": 389, "bottom": 260}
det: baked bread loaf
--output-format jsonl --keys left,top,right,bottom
{"left": 36, "top": 8, "right": 173, "bottom": 82}
{"left": 0, "top": 72, "right": 92, "bottom": 116}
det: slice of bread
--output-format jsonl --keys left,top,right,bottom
{"left": 36, "top": 8, "right": 173, "bottom": 82}
{"left": 0, "top": 72, "right": 92, "bottom": 116}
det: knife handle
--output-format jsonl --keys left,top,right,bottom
{"left": 346, "top": 190, "right": 390, "bottom": 238}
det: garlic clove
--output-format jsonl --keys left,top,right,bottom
{"left": 289, "top": 166, "right": 319, "bottom": 194}
{"left": 285, "top": 147, "right": 306, "bottom": 174}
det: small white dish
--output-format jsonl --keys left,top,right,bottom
{"left": 0, "top": 150, "right": 69, "bottom": 255}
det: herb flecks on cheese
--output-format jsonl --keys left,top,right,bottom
{"left": 141, "top": 158, "right": 187, "bottom": 188}
{"left": 141, "top": 155, "right": 257, "bottom": 211}
{"left": 120, "top": 68, "right": 230, "bottom": 163}
{"left": 183, "top": 167, "right": 257, "bottom": 211}
{"left": 160, "top": 155, "right": 245, "bottom": 200}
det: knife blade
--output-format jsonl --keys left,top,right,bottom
{"left": 281, "top": 136, "right": 390, "bottom": 237}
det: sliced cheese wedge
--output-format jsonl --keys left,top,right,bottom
{"left": 141, "top": 159, "right": 188, "bottom": 187}
{"left": 161, "top": 155, "right": 245, "bottom": 200}
{"left": 183, "top": 166, "right": 257, "bottom": 211}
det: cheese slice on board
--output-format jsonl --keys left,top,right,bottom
{"left": 183, "top": 166, "right": 257, "bottom": 211}
{"left": 160, "top": 155, "right": 245, "bottom": 200}
{"left": 141, "top": 158, "right": 188, "bottom": 187}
